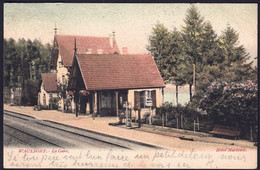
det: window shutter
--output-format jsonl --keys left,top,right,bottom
{"left": 151, "top": 90, "right": 156, "bottom": 108}
{"left": 134, "top": 91, "right": 141, "bottom": 110}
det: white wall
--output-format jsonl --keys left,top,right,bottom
{"left": 128, "top": 87, "right": 163, "bottom": 118}
{"left": 57, "top": 53, "right": 69, "bottom": 86}
{"left": 56, "top": 53, "right": 70, "bottom": 111}
{"left": 38, "top": 83, "right": 58, "bottom": 108}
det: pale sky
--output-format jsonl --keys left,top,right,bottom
{"left": 4, "top": 3, "right": 257, "bottom": 65}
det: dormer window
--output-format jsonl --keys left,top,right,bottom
{"left": 97, "top": 49, "right": 103, "bottom": 54}
{"left": 59, "top": 60, "right": 63, "bottom": 67}
{"left": 62, "top": 75, "right": 65, "bottom": 84}
{"left": 86, "top": 49, "right": 92, "bottom": 54}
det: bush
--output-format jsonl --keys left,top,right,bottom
{"left": 200, "top": 80, "right": 258, "bottom": 141}
{"left": 155, "top": 102, "right": 203, "bottom": 130}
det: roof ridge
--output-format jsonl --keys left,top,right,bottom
{"left": 76, "top": 54, "right": 152, "bottom": 57}
{"left": 56, "top": 34, "right": 109, "bottom": 39}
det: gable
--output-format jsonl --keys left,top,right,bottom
{"left": 68, "top": 55, "right": 85, "bottom": 91}
{"left": 41, "top": 73, "right": 57, "bottom": 92}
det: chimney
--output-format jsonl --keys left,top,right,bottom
{"left": 122, "top": 47, "right": 128, "bottom": 55}
{"left": 109, "top": 31, "right": 115, "bottom": 47}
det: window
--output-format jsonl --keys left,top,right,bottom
{"left": 62, "top": 75, "right": 65, "bottom": 84}
{"left": 85, "top": 49, "right": 92, "bottom": 54}
{"left": 59, "top": 60, "right": 63, "bottom": 67}
{"left": 49, "top": 94, "right": 53, "bottom": 109}
{"left": 49, "top": 94, "right": 53, "bottom": 102}
{"left": 140, "top": 91, "right": 151, "bottom": 108}
{"left": 43, "top": 94, "right": 46, "bottom": 106}
{"left": 134, "top": 90, "right": 156, "bottom": 109}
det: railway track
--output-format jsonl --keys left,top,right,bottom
{"left": 4, "top": 110, "right": 162, "bottom": 150}
{"left": 4, "top": 124, "right": 63, "bottom": 148}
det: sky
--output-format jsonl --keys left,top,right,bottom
{"left": 4, "top": 3, "right": 257, "bottom": 65}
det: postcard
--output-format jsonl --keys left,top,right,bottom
{"left": 3, "top": 3, "right": 258, "bottom": 169}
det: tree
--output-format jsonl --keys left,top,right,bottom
{"left": 148, "top": 24, "right": 185, "bottom": 105}
{"left": 4, "top": 38, "right": 20, "bottom": 89}
{"left": 3, "top": 38, "right": 51, "bottom": 105}
{"left": 195, "top": 22, "right": 223, "bottom": 95}
{"left": 167, "top": 28, "right": 186, "bottom": 105}
{"left": 218, "top": 25, "right": 254, "bottom": 83}
{"left": 147, "top": 23, "right": 172, "bottom": 82}
{"left": 182, "top": 5, "right": 205, "bottom": 98}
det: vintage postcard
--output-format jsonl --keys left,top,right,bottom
{"left": 3, "top": 3, "right": 258, "bottom": 169}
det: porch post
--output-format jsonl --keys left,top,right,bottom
{"left": 162, "top": 87, "right": 164, "bottom": 103}
{"left": 94, "top": 91, "right": 98, "bottom": 114}
{"left": 92, "top": 91, "right": 98, "bottom": 120}
{"left": 61, "top": 98, "right": 64, "bottom": 112}
{"left": 115, "top": 91, "right": 119, "bottom": 121}
{"left": 75, "top": 90, "right": 79, "bottom": 117}
{"left": 97, "top": 91, "right": 101, "bottom": 113}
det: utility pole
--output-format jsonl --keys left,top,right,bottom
{"left": 74, "top": 37, "right": 78, "bottom": 117}
{"left": 193, "top": 64, "right": 196, "bottom": 95}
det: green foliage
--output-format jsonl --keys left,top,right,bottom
{"left": 217, "top": 25, "right": 254, "bottom": 82}
{"left": 21, "top": 79, "right": 39, "bottom": 106}
{"left": 148, "top": 5, "right": 255, "bottom": 105}
{"left": 156, "top": 102, "right": 199, "bottom": 119}
{"left": 200, "top": 81, "right": 258, "bottom": 140}
{"left": 182, "top": 5, "right": 205, "bottom": 65}
{"left": 155, "top": 102, "right": 201, "bottom": 128}
{"left": 4, "top": 38, "right": 52, "bottom": 105}
{"left": 147, "top": 5, "right": 256, "bottom": 140}
{"left": 147, "top": 23, "right": 185, "bottom": 85}
{"left": 147, "top": 23, "right": 172, "bottom": 83}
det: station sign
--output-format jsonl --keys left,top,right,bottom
{"left": 146, "top": 98, "right": 153, "bottom": 107}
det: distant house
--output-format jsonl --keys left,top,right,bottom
{"left": 67, "top": 53, "right": 165, "bottom": 118}
{"left": 49, "top": 32, "right": 121, "bottom": 112}
{"left": 38, "top": 73, "right": 58, "bottom": 109}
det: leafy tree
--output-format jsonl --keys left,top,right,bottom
{"left": 4, "top": 38, "right": 20, "bottom": 89}
{"left": 3, "top": 38, "right": 51, "bottom": 105}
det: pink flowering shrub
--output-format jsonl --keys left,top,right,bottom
{"left": 200, "top": 80, "right": 258, "bottom": 140}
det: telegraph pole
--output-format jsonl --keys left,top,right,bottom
{"left": 193, "top": 64, "right": 196, "bottom": 95}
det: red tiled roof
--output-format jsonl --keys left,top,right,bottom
{"left": 55, "top": 35, "right": 120, "bottom": 67}
{"left": 41, "top": 73, "right": 57, "bottom": 92}
{"left": 76, "top": 54, "right": 165, "bottom": 90}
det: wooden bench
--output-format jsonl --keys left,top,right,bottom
{"left": 209, "top": 124, "right": 241, "bottom": 139}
